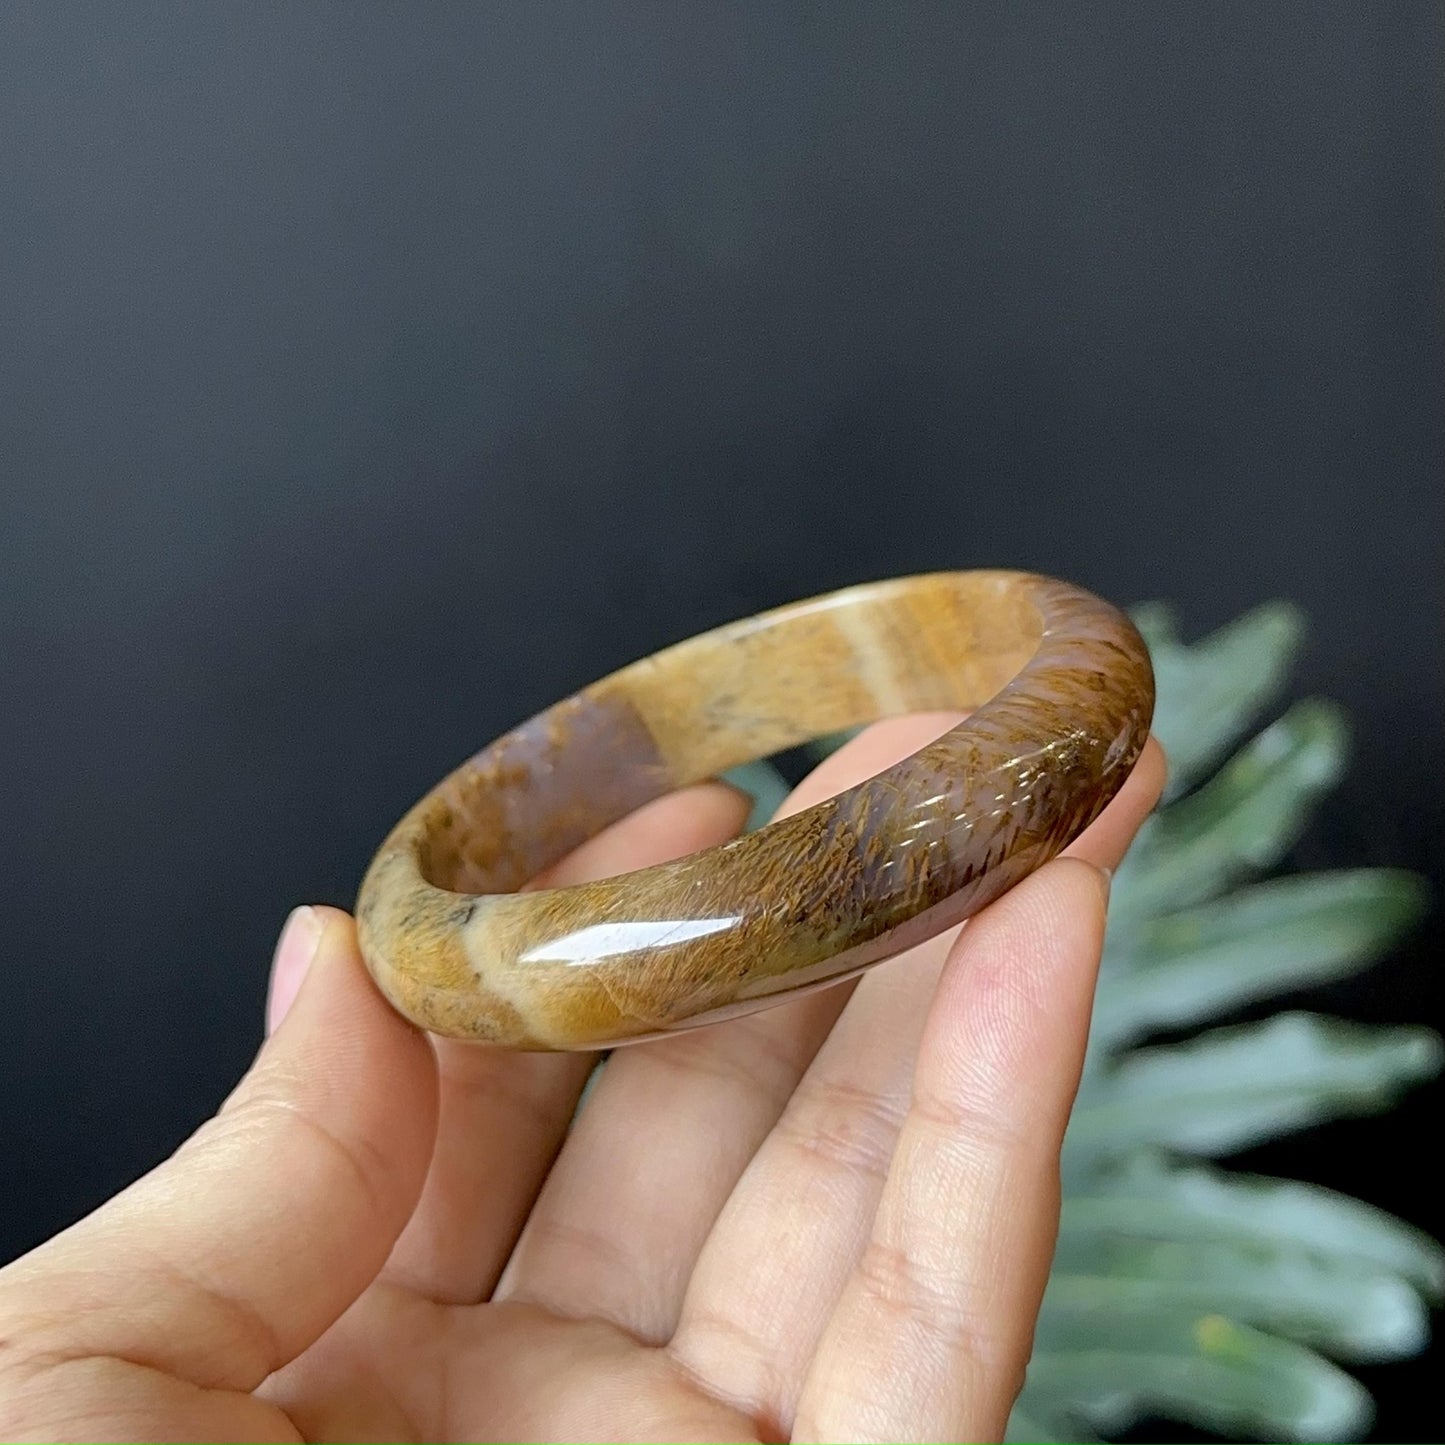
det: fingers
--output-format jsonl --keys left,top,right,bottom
{"left": 494, "top": 716, "right": 969, "bottom": 1342}
{"left": 382, "top": 780, "right": 752, "bottom": 1304}
{"left": 0, "top": 909, "right": 438, "bottom": 1392}
{"left": 792, "top": 859, "right": 1110, "bottom": 1443}
{"left": 669, "top": 736, "right": 1164, "bottom": 1433}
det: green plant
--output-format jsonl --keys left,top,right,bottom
{"left": 726, "top": 601, "right": 1442, "bottom": 1443}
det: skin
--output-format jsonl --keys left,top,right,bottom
{"left": 0, "top": 717, "right": 1165, "bottom": 1443}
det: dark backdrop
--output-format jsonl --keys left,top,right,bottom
{"left": 2, "top": 3, "right": 1440, "bottom": 1438}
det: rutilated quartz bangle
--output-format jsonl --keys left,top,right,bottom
{"left": 355, "top": 570, "right": 1154, "bottom": 1050}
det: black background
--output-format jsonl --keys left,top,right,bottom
{"left": 2, "top": 4, "right": 1440, "bottom": 1439}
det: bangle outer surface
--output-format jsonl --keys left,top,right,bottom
{"left": 355, "top": 571, "right": 1154, "bottom": 1050}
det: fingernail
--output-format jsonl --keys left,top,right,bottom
{"left": 267, "top": 906, "right": 324, "bottom": 1035}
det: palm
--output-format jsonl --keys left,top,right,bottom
{"left": 258, "top": 1288, "right": 756, "bottom": 1443}
{"left": 0, "top": 719, "right": 1162, "bottom": 1444}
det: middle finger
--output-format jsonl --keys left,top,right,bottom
{"left": 493, "top": 716, "right": 966, "bottom": 1341}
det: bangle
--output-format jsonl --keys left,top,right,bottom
{"left": 355, "top": 570, "right": 1153, "bottom": 1050}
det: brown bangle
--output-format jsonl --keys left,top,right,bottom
{"left": 355, "top": 571, "right": 1153, "bottom": 1050}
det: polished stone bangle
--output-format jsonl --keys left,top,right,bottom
{"left": 355, "top": 571, "right": 1153, "bottom": 1050}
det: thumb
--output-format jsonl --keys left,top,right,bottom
{"left": 0, "top": 907, "right": 438, "bottom": 1393}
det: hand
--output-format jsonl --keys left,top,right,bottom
{"left": 0, "top": 716, "right": 1164, "bottom": 1443}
